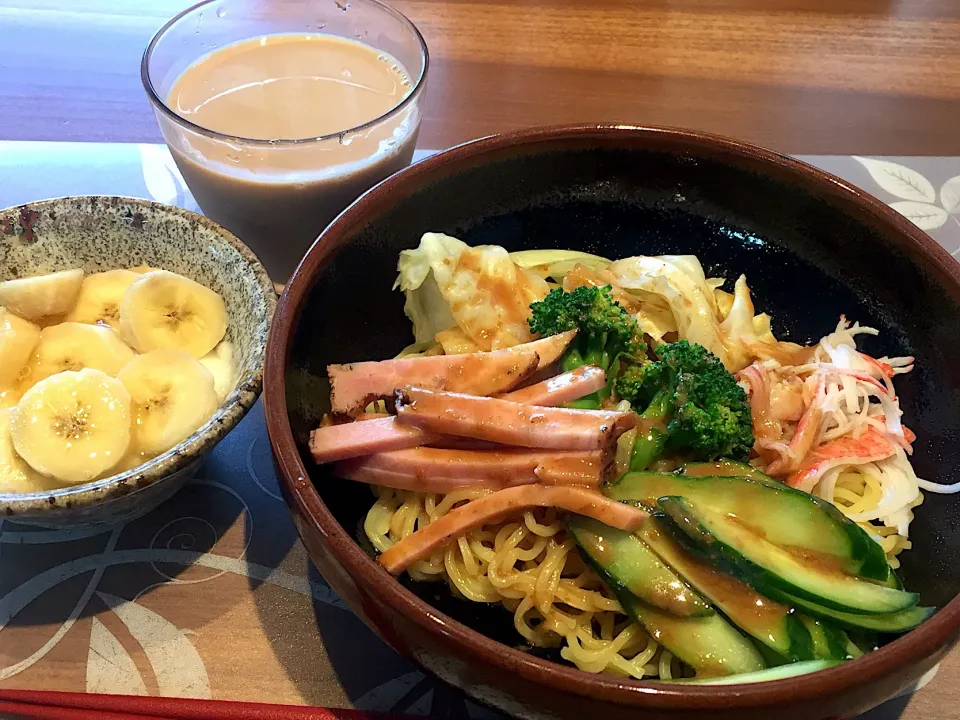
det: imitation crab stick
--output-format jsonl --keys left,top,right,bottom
{"left": 394, "top": 388, "right": 636, "bottom": 451}
{"left": 787, "top": 427, "right": 898, "bottom": 492}
{"left": 377, "top": 485, "right": 648, "bottom": 574}
{"left": 327, "top": 331, "right": 576, "bottom": 414}
{"left": 309, "top": 366, "right": 607, "bottom": 463}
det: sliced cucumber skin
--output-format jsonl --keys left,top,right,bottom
{"left": 606, "top": 471, "right": 890, "bottom": 582}
{"left": 640, "top": 520, "right": 814, "bottom": 662}
{"left": 616, "top": 593, "right": 767, "bottom": 678}
{"left": 681, "top": 461, "right": 890, "bottom": 581}
{"left": 778, "top": 591, "right": 935, "bottom": 633}
{"left": 655, "top": 497, "right": 918, "bottom": 615}
{"left": 799, "top": 616, "right": 850, "bottom": 661}
{"left": 566, "top": 517, "right": 713, "bottom": 617}
{"left": 671, "top": 659, "right": 840, "bottom": 685}
{"left": 570, "top": 521, "right": 766, "bottom": 677}
{"left": 681, "top": 460, "right": 775, "bottom": 484}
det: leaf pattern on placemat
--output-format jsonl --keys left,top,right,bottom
{"left": 853, "top": 157, "right": 937, "bottom": 202}
{"left": 853, "top": 157, "right": 960, "bottom": 234}
{"left": 98, "top": 592, "right": 211, "bottom": 699}
{"left": 888, "top": 201, "right": 950, "bottom": 230}
{"left": 86, "top": 618, "right": 148, "bottom": 696}
{"left": 941, "top": 176, "right": 960, "bottom": 215}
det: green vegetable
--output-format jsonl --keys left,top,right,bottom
{"left": 605, "top": 472, "right": 890, "bottom": 581}
{"left": 528, "top": 285, "right": 646, "bottom": 407}
{"left": 639, "top": 519, "right": 815, "bottom": 661}
{"left": 571, "top": 518, "right": 766, "bottom": 677}
{"left": 615, "top": 340, "right": 754, "bottom": 466}
{"left": 671, "top": 659, "right": 840, "bottom": 684}
{"left": 775, "top": 592, "right": 934, "bottom": 633}
{"left": 798, "top": 616, "right": 851, "bottom": 661}
{"left": 509, "top": 249, "right": 611, "bottom": 281}
{"left": 655, "top": 496, "right": 919, "bottom": 615}
{"left": 680, "top": 460, "right": 777, "bottom": 484}
{"left": 567, "top": 516, "right": 713, "bottom": 617}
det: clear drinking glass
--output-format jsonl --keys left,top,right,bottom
{"left": 142, "top": 0, "right": 429, "bottom": 280}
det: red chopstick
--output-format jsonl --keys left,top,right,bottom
{"left": 0, "top": 698, "right": 169, "bottom": 719}
{"left": 0, "top": 690, "right": 415, "bottom": 720}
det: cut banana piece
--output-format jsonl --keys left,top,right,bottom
{"left": 0, "top": 269, "right": 84, "bottom": 321}
{"left": 199, "top": 341, "right": 236, "bottom": 403}
{"left": 129, "top": 265, "right": 160, "bottom": 275}
{"left": 10, "top": 368, "right": 131, "bottom": 484}
{"left": 118, "top": 349, "right": 218, "bottom": 456}
{"left": 22, "top": 322, "right": 136, "bottom": 388}
{"left": 0, "top": 408, "right": 61, "bottom": 494}
{"left": 0, "top": 307, "right": 41, "bottom": 386}
{"left": 120, "top": 271, "right": 227, "bottom": 358}
{"left": 65, "top": 269, "right": 140, "bottom": 331}
{"left": 0, "top": 388, "right": 21, "bottom": 409}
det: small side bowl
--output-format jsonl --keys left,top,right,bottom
{"left": 0, "top": 196, "right": 276, "bottom": 528}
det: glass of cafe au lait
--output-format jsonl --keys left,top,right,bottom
{"left": 142, "top": 0, "right": 428, "bottom": 280}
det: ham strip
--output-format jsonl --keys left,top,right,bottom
{"left": 309, "top": 419, "right": 441, "bottom": 463}
{"left": 394, "top": 388, "right": 636, "bottom": 450}
{"left": 787, "top": 427, "right": 898, "bottom": 492}
{"left": 377, "top": 485, "right": 648, "bottom": 574}
{"left": 329, "top": 348, "right": 539, "bottom": 414}
{"left": 333, "top": 464, "right": 512, "bottom": 493}
{"left": 327, "top": 331, "right": 576, "bottom": 414}
{"left": 503, "top": 365, "right": 606, "bottom": 405}
{"left": 334, "top": 447, "right": 610, "bottom": 488}
{"left": 310, "top": 366, "right": 606, "bottom": 463}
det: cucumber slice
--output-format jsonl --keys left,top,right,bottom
{"left": 640, "top": 520, "right": 814, "bottom": 661}
{"left": 798, "top": 616, "right": 850, "bottom": 661}
{"left": 672, "top": 659, "right": 841, "bottom": 684}
{"left": 680, "top": 460, "right": 776, "bottom": 484}
{"left": 606, "top": 471, "right": 890, "bottom": 582}
{"left": 873, "top": 567, "right": 904, "bottom": 590}
{"left": 777, "top": 590, "right": 935, "bottom": 632}
{"left": 616, "top": 594, "right": 767, "bottom": 678}
{"left": 655, "top": 497, "right": 919, "bottom": 615}
{"left": 571, "top": 525, "right": 766, "bottom": 677}
{"left": 567, "top": 517, "right": 713, "bottom": 617}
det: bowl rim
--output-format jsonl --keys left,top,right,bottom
{"left": 264, "top": 124, "right": 960, "bottom": 709}
{"left": 0, "top": 195, "right": 278, "bottom": 515}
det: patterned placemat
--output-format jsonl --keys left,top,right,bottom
{"left": 0, "top": 144, "right": 957, "bottom": 720}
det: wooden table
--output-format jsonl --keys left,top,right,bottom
{"left": 0, "top": 2, "right": 957, "bottom": 719}
{"left": 3, "top": 0, "right": 960, "bottom": 154}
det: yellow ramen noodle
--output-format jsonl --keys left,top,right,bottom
{"left": 364, "top": 487, "right": 685, "bottom": 680}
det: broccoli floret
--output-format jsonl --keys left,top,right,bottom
{"left": 615, "top": 340, "right": 753, "bottom": 467}
{"left": 528, "top": 285, "right": 646, "bottom": 407}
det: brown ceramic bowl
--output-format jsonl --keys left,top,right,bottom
{"left": 264, "top": 125, "right": 960, "bottom": 719}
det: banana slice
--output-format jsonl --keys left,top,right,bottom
{"left": 120, "top": 271, "right": 227, "bottom": 358}
{"left": 0, "top": 408, "right": 61, "bottom": 493}
{"left": 0, "top": 388, "right": 21, "bottom": 409}
{"left": 10, "top": 368, "right": 131, "bottom": 484}
{"left": 118, "top": 349, "right": 218, "bottom": 456}
{"left": 0, "top": 307, "right": 41, "bottom": 386}
{"left": 65, "top": 269, "right": 140, "bottom": 331}
{"left": 199, "top": 341, "right": 236, "bottom": 403}
{"left": 0, "top": 269, "right": 84, "bottom": 321}
{"left": 130, "top": 265, "right": 160, "bottom": 275}
{"left": 22, "top": 322, "right": 136, "bottom": 388}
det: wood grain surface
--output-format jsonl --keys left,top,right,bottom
{"left": 0, "top": 2, "right": 958, "bottom": 719}
{"left": 3, "top": 0, "right": 960, "bottom": 153}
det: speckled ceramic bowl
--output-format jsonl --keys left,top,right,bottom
{"left": 0, "top": 196, "right": 276, "bottom": 528}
